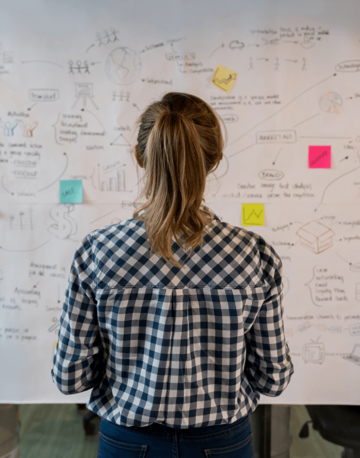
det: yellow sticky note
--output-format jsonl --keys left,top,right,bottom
{"left": 242, "top": 204, "right": 265, "bottom": 226}
{"left": 55, "top": 341, "right": 57, "bottom": 349}
{"left": 211, "top": 64, "right": 237, "bottom": 93}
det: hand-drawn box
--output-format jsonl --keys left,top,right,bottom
{"left": 296, "top": 220, "right": 335, "bottom": 254}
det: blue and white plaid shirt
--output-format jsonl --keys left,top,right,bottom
{"left": 52, "top": 205, "right": 294, "bottom": 429}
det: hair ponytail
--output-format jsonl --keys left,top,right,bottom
{"left": 133, "top": 92, "right": 225, "bottom": 268}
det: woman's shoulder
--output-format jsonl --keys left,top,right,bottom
{"left": 210, "top": 217, "right": 282, "bottom": 283}
{"left": 75, "top": 217, "right": 145, "bottom": 253}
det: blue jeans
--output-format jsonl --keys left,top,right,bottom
{"left": 97, "top": 415, "right": 253, "bottom": 458}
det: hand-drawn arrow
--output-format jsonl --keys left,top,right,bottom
{"left": 314, "top": 164, "right": 360, "bottom": 211}
{"left": 22, "top": 60, "right": 63, "bottom": 68}
{"left": 272, "top": 148, "right": 282, "bottom": 165}
{"left": 1, "top": 175, "right": 15, "bottom": 195}
{"left": 81, "top": 108, "right": 106, "bottom": 132}
{"left": 209, "top": 43, "right": 225, "bottom": 58}
{"left": 38, "top": 153, "right": 68, "bottom": 192}
{"left": 228, "top": 73, "right": 337, "bottom": 148}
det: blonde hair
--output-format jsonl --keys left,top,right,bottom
{"left": 133, "top": 92, "right": 225, "bottom": 268}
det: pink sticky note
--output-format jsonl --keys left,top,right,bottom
{"left": 308, "top": 146, "right": 331, "bottom": 168}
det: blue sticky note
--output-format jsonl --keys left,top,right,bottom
{"left": 60, "top": 180, "right": 83, "bottom": 203}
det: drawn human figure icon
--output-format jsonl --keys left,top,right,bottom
{"left": 274, "top": 57, "right": 280, "bottom": 71}
{"left": 76, "top": 60, "right": 82, "bottom": 74}
{"left": 125, "top": 91, "right": 130, "bottom": 102}
{"left": 109, "top": 28, "right": 119, "bottom": 43}
{"left": 302, "top": 58, "right": 307, "bottom": 71}
{"left": 20, "top": 120, "right": 38, "bottom": 137}
{"left": 0, "top": 118, "right": 19, "bottom": 136}
{"left": 103, "top": 29, "right": 111, "bottom": 44}
{"left": 84, "top": 60, "right": 90, "bottom": 74}
{"left": 96, "top": 32, "right": 104, "bottom": 46}
{"left": 248, "top": 57, "right": 253, "bottom": 70}
{"left": 48, "top": 204, "right": 77, "bottom": 240}
{"left": 68, "top": 60, "right": 75, "bottom": 74}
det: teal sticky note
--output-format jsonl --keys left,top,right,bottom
{"left": 60, "top": 180, "right": 83, "bottom": 203}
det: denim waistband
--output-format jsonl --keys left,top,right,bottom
{"left": 101, "top": 414, "right": 249, "bottom": 437}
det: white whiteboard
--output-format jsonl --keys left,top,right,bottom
{"left": 1, "top": 0, "right": 360, "bottom": 404}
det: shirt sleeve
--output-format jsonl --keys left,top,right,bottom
{"left": 51, "top": 234, "right": 105, "bottom": 395}
{"left": 244, "top": 236, "right": 294, "bottom": 397}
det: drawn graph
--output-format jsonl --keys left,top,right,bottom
{"left": 211, "top": 64, "right": 237, "bottom": 93}
{"left": 319, "top": 91, "right": 343, "bottom": 114}
{"left": 241, "top": 203, "right": 265, "bottom": 226}
{"left": 10, "top": 210, "right": 33, "bottom": 230}
{"left": 100, "top": 168, "right": 126, "bottom": 191}
{"left": 91, "top": 164, "right": 126, "bottom": 192}
{"left": 213, "top": 73, "right": 236, "bottom": 86}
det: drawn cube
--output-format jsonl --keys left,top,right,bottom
{"left": 296, "top": 220, "right": 334, "bottom": 254}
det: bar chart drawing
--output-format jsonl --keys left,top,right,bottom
{"left": 100, "top": 168, "right": 126, "bottom": 191}
{"left": 10, "top": 209, "right": 33, "bottom": 230}
{"left": 93, "top": 164, "right": 126, "bottom": 192}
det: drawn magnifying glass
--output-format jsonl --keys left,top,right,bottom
{"left": 49, "top": 317, "right": 60, "bottom": 333}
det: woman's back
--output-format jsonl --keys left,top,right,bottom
{"left": 52, "top": 204, "right": 293, "bottom": 428}
{"left": 52, "top": 93, "right": 293, "bottom": 457}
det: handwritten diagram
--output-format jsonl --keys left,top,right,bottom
{"left": 1, "top": 0, "right": 360, "bottom": 405}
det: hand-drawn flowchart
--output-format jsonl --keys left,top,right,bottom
{"left": 1, "top": 0, "right": 360, "bottom": 404}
